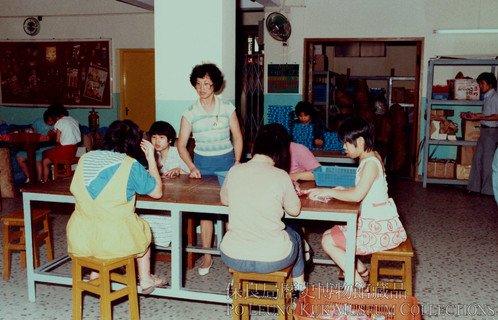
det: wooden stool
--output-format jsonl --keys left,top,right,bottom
{"left": 230, "top": 266, "right": 293, "bottom": 320}
{"left": 70, "top": 255, "right": 140, "bottom": 320}
{"left": 52, "top": 157, "right": 79, "bottom": 179}
{"left": 369, "top": 238, "right": 414, "bottom": 296}
{"left": 1, "top": 209, "right": 53, "bottom": 280}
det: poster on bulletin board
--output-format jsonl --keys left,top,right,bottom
{"left": 267, "top": 64, "right": 299, "bottom": 93}
{"left": 0, "top": 39, "right": 112, "bottom": 108}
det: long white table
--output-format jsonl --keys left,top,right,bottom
{"left": 21, "top": 176, "right": 359, "bottom": 303}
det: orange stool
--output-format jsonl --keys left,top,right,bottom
{"left": 230, "top": 266, "right": 293, "bottom": 320}
{"left": 70, "top": 255, "right": 140, "bottom": 320}
{"left": 1, "top": 209, "right": 53, "bottom": 280}
{"left": 369, "top": 238, "right": 414, "bottom": 295}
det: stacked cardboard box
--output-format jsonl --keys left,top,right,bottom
{"left": 447, "top": 79, "right": 480, "bottom": 100}
{"left": 427, "top": 159, "right": 455, "bottom": 179}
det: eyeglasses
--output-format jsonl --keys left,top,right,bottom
{"left": 195, "top": 82, "right": 213, "bottom": 89}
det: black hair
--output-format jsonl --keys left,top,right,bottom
{"left": 43, "top": 109, "right": 53, "bottom": 124}
{"left": 148, "top": 121, "right": 176, "bottom": 144}
{"left": 189, "top": 63, "right": 224, "bottom": 92}
{"left": 295, "top": 101, "right": 316, "bottom": 119}
{"left": 101, "top": 120, "right": 142, "bottom": 159}
{"left": 338, "top": 117, "right": 375, "bottom": 152}
{"left": 476, "top": 72, "right": 497, "bottom": 90}
{"left": 252, "top": 123, "right": 291, "bottom": 172}
{"left": 47, "top": 102, "right": 69, "bottom": 117}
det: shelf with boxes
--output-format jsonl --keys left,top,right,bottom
{"left": 422, "top": 57, "right": 498, "bottom": 187}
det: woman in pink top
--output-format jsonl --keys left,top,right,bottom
{"left": 220, "top": 123, "right": 306, "bottom": 292}
{"left": 289, "top": 142, "right": 320, "bottom": 181}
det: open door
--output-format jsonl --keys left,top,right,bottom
{"left": 119, "top": 49, "right": 155, "bottom": 131}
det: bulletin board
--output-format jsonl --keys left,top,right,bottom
{"left": 267, "top": 64, "right": 299, "bottom": 93}
{"left": 0, "top": 39, "right": 112, "bottom": 108}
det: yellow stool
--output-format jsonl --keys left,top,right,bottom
{"left": 1, "top": 209, "right": 53, "bottom": 280}
{"left": 369, "top": 238, "right": 414, "bottom": 295}
{"left": 229, "top": 266, "right": 293, "bottom": 320}
{"left": 70, "top": 255, "right": 140, "bottom": 320}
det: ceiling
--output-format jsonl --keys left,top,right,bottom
{"left": 116, "top": 0, "right": 282, "bottom": 11}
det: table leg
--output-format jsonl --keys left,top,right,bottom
{"left": 23, "top": 196, "right": 36, "bottom": 302}
{"left": 170, "top": 208, "right": 182, "bottom": 290}
{"left": 343, "top": 217, "right": 357, "bottom": 290}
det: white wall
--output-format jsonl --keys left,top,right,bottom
{"left": 0, "top": 0, "right": 153, "bottom": 125}
{"left": 263, "top": 0, "right": 498, "bottom": 96}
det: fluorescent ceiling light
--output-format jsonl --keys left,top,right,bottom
{"left": 434, "top": 29, "right": 498, "bottom": 34}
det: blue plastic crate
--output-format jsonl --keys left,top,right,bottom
{"left": 313, "top": 166, "right": 357, "bottom": 187}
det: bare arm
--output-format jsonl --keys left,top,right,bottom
{"left": 461, "top": 112, "right": 498, "bottom": 121}
{"left": 141, "top": 139, "right": 163, "bottom": 199}
{"left": 290, "top": 171, "right": 315, "bottom": 181}
{"left": 177, "top": 117, "right": 201, "bottom": 178}
{"left": 229, "top": 112, "right": 243, "bottom": 164}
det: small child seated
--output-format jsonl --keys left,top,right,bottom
{"left": 294, "top": 101, "right": 325, "bottom": 148}
{"left": 41, "top": 103, "right": 81, "bottom": 183}
{"left": 148, "top": 121, "right": 190, "bottom": 178}
{"left": 16, "top": 109, "right": 55, "bottom": 183}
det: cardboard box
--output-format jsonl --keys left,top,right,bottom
{"left": 447, "top": 79, "right": 480, "bottom": 100}
{"left": 456, "top": 164, "right": 472, "bottom": 180}
{"left": 313, "top": 54, "right": 328, "bottom": 71}
{"left": 427, "top": 159, "right": 455, "bottom": 179}
{"left": 430, "top": 109, "right": 454, "bottom": 118}
{"left": 462, "top": 120, "right": 480, "bottom": 141}
{"left": 457, "top": 146, "right": 476, "bottom": 165}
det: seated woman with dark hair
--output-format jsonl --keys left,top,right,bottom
{"left": 66, "top": 120, "right": 165, "bottom": 294}
{"left": 220, "top": 123, "right": 306, "bottom": 291}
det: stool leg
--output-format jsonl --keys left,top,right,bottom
{"left": 126, "top": 259, "right": 140, "bottom": 320}
{"left": 369, "top": 255, "right": 380, "bottom": 293}
{"left": 231, "top": 274, "right": 242, "bottom": 320}
{"left": 404, "top": 258, "right": 413, "bottom": 296}
{"left": 43, "top": 216, "right": 54, "bottom": 262}
{"left": 285, "top": 276, "right": 293, "bottom": 320}
{"left": 20, "top": 226, "right": 27, "bottom": 269}
{"left": 100, "top": 267, "right": 112, "bottom": 320}
{"left": 240, "top": 279, "right": 249, "bottom": 320}
{"left": 3, "top": 224, "right": 12, "bottom": 280}
{"left": 72, "top": 259, "right": 83, "bottom": 320}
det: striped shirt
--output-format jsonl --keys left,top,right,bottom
{"left": 182, "top": 96, "right": 235, "bottom": 156}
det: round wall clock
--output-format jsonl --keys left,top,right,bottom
{"left": 23, "top": 17, "right": 40, "bottom": 36}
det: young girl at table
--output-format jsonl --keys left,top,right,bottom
{"left": 148, "top": 120, "right": 190, "bottom": 178}
{"left": 220, "top": 123, "right": 307, "bottom": 292}
{"left": 67, "top": 120, "right": 166, "bottom": 294}
{"left": 303, "top": 117, "right": 407, "bottom": 290}
{"left": 16, "top": 109, "right": 55, "bottom": 183}
{"left": 40, "top": 103, "right": 81, "bottom": 183}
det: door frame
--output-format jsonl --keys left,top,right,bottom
{"left": 303, "top": 37, "right": 424, "bottom": 179}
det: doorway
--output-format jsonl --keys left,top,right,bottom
{"left": 119, "top": 49, "right": 155, "bottom": 131}
{"left": 303, "top": 38, "right": 423, "bottom": 179}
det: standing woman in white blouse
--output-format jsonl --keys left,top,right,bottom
{"left": 177, "top": 63, "right": 243, "bottom": 275}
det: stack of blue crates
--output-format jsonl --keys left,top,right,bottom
{"left": 267, "top": 105, "right": 293, "bottom": 133}
{"left": 323, "top": 131, "right": 343, "bottom": 151}
{"left": 292, "top": 123, "right": 314, "bottom": 149}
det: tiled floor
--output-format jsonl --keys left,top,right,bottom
{"left": 0, "top": 179, "right": 497, "bottom": 319}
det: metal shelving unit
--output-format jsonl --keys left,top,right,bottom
{"left": 312, "top": 73, "right": 415, "bottom": 128}
{"left": 312, "top": 71, "right": 339, "bottom": 128}
{"left": 422, "top": 57, "right": 498, "bottom": 187}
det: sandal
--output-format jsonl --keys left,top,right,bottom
{"left": 140, "top": 274, "right": 168, "bottom": 295}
